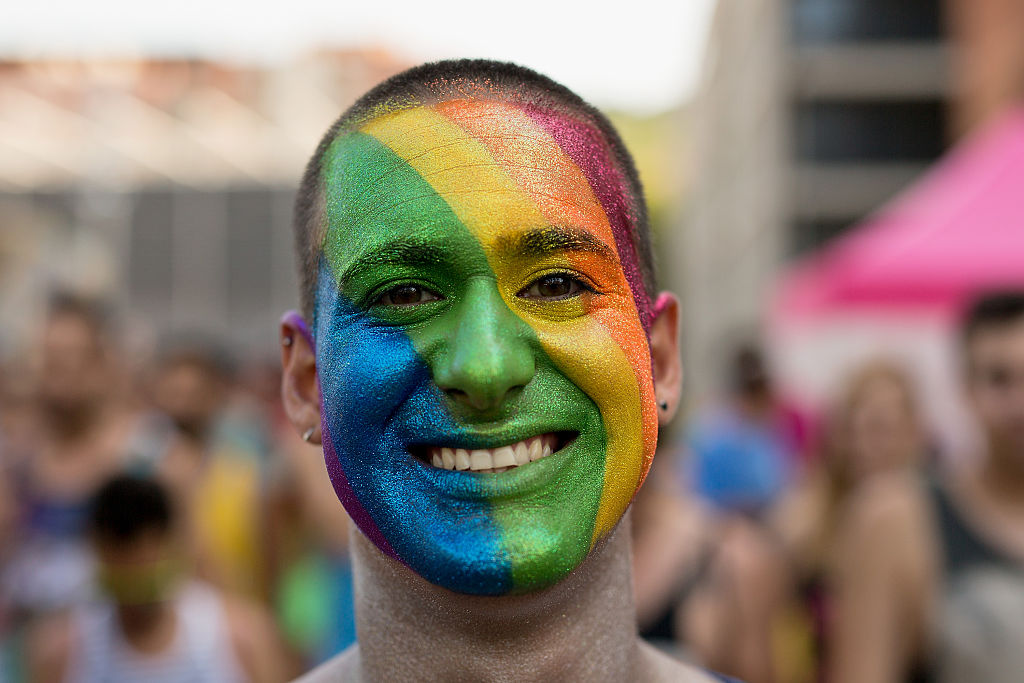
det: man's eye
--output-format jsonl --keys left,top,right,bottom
{"left": 374, "top": 284, "right": 441, "bottom": 307}
{"left": 518, "top": 274, "right": 589, "bottom": 301}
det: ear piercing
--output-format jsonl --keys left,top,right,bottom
{"left": 659, "top": 401, "right": 668, "bottom": 411}
{"left": 282, "top": 335, "right": 293, "bottom": 347}
{"left": 302, "top": 427, "right": 315, "bottom": 442}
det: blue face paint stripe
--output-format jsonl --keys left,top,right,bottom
{"left": 315, "top": 261, "right": 513, "bottom": 593}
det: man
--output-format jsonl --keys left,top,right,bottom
{"left": 279, "top": 59, "right": 736, "bottom": 682}
{"left": 148, "top": 336, "right": 266, "bottom": 598}
{"left": 26, "top": 474, "right": 290, "bottom": 682}
{"left": 685, "top": 344, "right": 802, "bottom": 513}
{"left": 1, "top": 293, "right": 141, "bottom": 619}
{"left": 828, "top": 292, "right": 1024, "bottom": 683}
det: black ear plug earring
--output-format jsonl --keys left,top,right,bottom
{"left": 659, "top": 401, "right": 668, "bottom": 411}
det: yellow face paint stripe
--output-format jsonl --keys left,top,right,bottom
{"left": 429, "top": 100, "right": 656, "bottom": 541}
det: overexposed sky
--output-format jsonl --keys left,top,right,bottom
{"left": 4, "top": 0, "right": 718, "bottom": 113}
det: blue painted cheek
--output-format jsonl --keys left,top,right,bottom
{"left": 314, "top": 277, "right": 512, "bottom": 594}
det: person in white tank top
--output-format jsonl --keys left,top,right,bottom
{"left": 26, "top": 474, "right": 292, "bottom": 682}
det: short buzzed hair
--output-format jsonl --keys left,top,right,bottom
{"left": 291, "top": 58, "right": 655, "bottom": 322}
{"left": 960, "top": 291, "right": 1024, "bottom": 360}
{"left": 89, "top": 475, "right": 174, "bottom": 544}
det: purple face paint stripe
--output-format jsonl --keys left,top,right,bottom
{"left": 318, "top": 373, "right": 405, "bottom": 565}
{"left": 521, "top": 104, "right": 653, "bottom": 331}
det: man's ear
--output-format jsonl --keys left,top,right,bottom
{"left": 649, "top": 293, "right": 683, "bottom": 425}
{"left": 280, "top": 316, "right": 322, "bottom": 445}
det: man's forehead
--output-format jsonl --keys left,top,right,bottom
{"left": 970, "top": 320, "right": 1024, "bottom": 355}
{"left": 320, "top": 97, "right": 652, "bottom": 326}
{"left": 325, "top": 101, "right": 618, "bottom": 245}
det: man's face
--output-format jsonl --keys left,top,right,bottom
{"left": 39, "top": 313, "right": 109, "bottom": 414}
{"left": 94, "top": 530, "right": 181, "bottom": 606}
{"left": 966, "top": 319, "right": 1024, "bottom": 459}
{"left": 313, "top": 99, "right": 658, "bottom": 595}
{"left": 152, "top": 360, "right": 226, "bottom": 441}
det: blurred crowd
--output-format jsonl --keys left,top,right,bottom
{"left": 632, "top": 290, "right": 1024, "bottom": 683}
{"left": 0, "top": 292, "right": 354, "bottom": 681}
{"left": 3, "top": 287, "right": 1024, "bottom": 683}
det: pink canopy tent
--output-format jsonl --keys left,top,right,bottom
{"left": 768, "top": 106, "right": 1024, "bottom": 455}
{"left": 775, "top": 106, "right": 1024, "bottom": 322}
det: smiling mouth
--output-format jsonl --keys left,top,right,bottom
{"left": 414, "top": 432, "right": 576, "bottom": 474}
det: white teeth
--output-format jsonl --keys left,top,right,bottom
{"left": 470, "top": 450, "right": 492, "bottom": 471}
{"left": 493, "top": 446, "right": 516, "bottom": 468}
{"left": 426, "top": 434, "right": 567, "bottom": 472}
{"left": 441, "top": 447, "right": 455, "bottom": 470}
{"left": 528, "top": 437, "right": 543, "bottom": 462}
{"left": 513, "top": 442, "right": 530, "bottom": 465}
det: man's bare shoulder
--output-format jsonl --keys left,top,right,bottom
{"left": 293, "top": 644, "right": 361, "bottom": 683}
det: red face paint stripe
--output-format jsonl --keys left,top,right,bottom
{"left": 521, "top": 104, "right": 653, "bottom": 331}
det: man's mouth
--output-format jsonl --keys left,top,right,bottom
{"left": 417, "top": 432, "right": 575, "bottom": 474}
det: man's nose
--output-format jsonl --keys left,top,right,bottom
{"left": 432, "top": 279, "right": 535, "bottom": 413}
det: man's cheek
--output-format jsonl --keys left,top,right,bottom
{"left": 527, "top": 315, "right": 650, "bottom": 541}
{"left": 317, "top": 318, "right": 424, "bottom": 438}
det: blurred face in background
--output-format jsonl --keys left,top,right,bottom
{"left": 152, "top": 358, "right": 227, "bottom": 441}
{"left": 94, "top": 529, "right": 182, "bottom": 608}
{"left": 38, "top": 311, "right": 111, "bottom": 421}
{"left": 835, "top": 365, "right": 922, "bottom": 482}
{"left": 965, "top": 318, "right": 1024, "bottom": 460}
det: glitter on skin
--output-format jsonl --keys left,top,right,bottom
{"left": 314, "top": 98, "right": 657, "bottom": 594}
{"left": 428, "top": 99, "right": 658, "bottom": 540}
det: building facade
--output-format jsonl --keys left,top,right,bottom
{"left": 0, "top": 51, "right": 410, "bottom": 357}
{"left": 682, "top": 0, "right": 950, "bottom": 398}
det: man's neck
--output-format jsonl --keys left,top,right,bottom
{"left": 352, "top": 518, "right": 641, "bottom": 682}
{"left": 116, "top": 601, "right": 178, "bottom": 655}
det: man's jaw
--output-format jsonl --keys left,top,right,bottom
{"left": 415, "top": 433, "right": 575, "bottom": 474}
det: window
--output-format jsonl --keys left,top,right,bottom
{"left": 129, "top": 189, "right": 174, "bottom": 309}
{"left": 793, "top": 0, "right": 943, "bottom": 43}
{"left": 226, "top": 187, "right": 274, "bottom": 317}
{"left": 796, "top": 100, "right": 946, "bottom": 162}
{"left": 790, "top": 218, "right": 856, "bottom": 256}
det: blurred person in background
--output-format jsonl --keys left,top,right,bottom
{"left": 254, "top": 355, "right": 356, "bottom": 667}
{"left": 685, "top": 344, "right": 808, "bottom": 515}
{"left": 770, "top": 360, "right": 928, "bottom": 682}
{"left": 634, "top": 448, "right": 787, "bottom": 683}
{"left": 26, "top": 473, "right": 290, "bottom": 682}
{"left": 0, "top": 292, "right": 147, "bottom": 624}
{"left": 146, "top": 335, "right": 268, "bottom": 600}
{"left": 825, "top": 292, "right": 1024, "bottom": 683}
{"left": 266, "top": 403, "right": 357, "bottom": 667}
{"left": 234, "top": 357, "right": 358, "bottom": 666}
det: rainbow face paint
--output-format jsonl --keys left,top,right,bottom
{"left": 314, "top": 98, "right": 658, "bottom": 595}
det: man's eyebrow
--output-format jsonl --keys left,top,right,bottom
{"left": 499, "top": 226, "right": 618, "bottom": 261}
{"left": 339, "top": 240, "right": 449, "bottom": 285}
